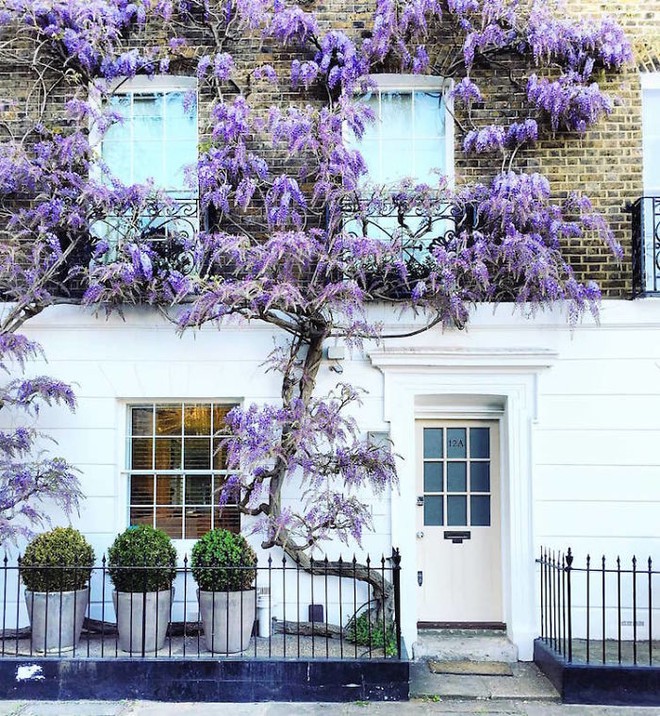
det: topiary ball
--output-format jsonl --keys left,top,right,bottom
{"left": 21, "top": 527, "right": 95, "bottom": 593}
{"left": 107, "top": 525, "right": 177, "bottom": 593}
{"left": 191, "top": 529, "right": 257, "bottom": 592}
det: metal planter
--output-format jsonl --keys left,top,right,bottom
{"left": 25, "top": 587, "right": 89, "bottom": 653}
{"left": 198, "top": 589, "right": 255, "bottom": 653}
{"left": 113, "top": 589, "right": 173, "bottom": 654}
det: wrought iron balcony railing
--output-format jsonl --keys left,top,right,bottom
{"left": 630, "top": 196, "right": 660, "bottom": 297}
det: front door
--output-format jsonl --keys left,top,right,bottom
{"left": 416, "top": 420, "right": 503, "bottom": 625}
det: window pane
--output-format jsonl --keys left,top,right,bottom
{"left": 381, "top": 139, "right": 415, "bottom": 182}
{"left": 356, "top": 139, "right": 380, "bottom": 181}
{"left": 156, "top": 405, "right": 182, "bottom": 435}
{"left": 214, "top": 506, "right": 241, "bottom": 533}
{"left": 213, "top": 405, "right": 233, "bottom": 434}
{"left": 130, "top": 475, "right": 154, "bottom": 505}
{"left": 131, "top": 407, "right": 153, "bottom": 436}
{"left": 154, "top": 438, "right": 182, "bottom": 470}
{"left": 133, "top": 141, "right": 164, "bottom": 184}
{"left": 470, "top": 428, "right": 490, "bottom": 458}
{"left": 447, "top": 462, "right": 467, "bottom": 492}
{"left": 414, "top": 139, "right": 445, "bottom": 180}
{"left": 423, "top": 428, "right": 443, "bottom": 458}
{"left": 131, "top": 438, "right": 153, "bottom": 469}
{"left": 185, "top": 475, "right": 212, "bottom": 505}
{"left": 423, "top": 462, "right": 443, "bottom": 492}
{"left": 423, "top": 495, "right": 443, "bottom": 526}
{"left": 380, "top": 91, "right": 412, "bottom": 138}
{"left": 213, "top": 437, "right": 228, "bottom": 470}
{"left": 470, "top": 495, "right": 491, "bottom": 526}
{"left": 156, "top": 475, "right": 183, "bottom": 505}
{"left": 130, "top": 507, "right": 153, "bottom": 527}
{"left": 446, "top": 428, "right": 467, "bottom": 458}
{"left": 156, "top": 506, "right": 183, "bottom": 538}
{"left": 103, "top": 141, "right": 132, "bottom": 183}
{"left": 414, "top": 92, "right": 445, "bottom": 137}
{"left": 184, "top": 404, "right": 211, "bottom": 435}
{"left": 447, "top": 495, "right": 467, "bottom": 526}
{"left": 184, "top": 437, "right": 212, "bottom": 469}
{"left": 166, "top": 141, "right": 197, "bottom": 189}
{"left": 470, "top": 462, "right": 490, "bottom": 492}
{"left": 185, "top": 507, "right": 211, "bottom": 538}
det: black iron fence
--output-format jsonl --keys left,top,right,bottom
{"left": 630, "top": 196, "right": 660, "bottom": 297}
{"left": 537, "top": 548, "right": 659, "bottom": 666}
{"left": 1, "top": 550, "right": 402, "bottom": 661}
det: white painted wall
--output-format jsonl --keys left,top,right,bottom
{"left": 1, "top": 299, "right": 659, "bottom": 657}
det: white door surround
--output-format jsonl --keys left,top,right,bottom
{"left": 369, "top": 347, "right": 557, "bottom": 661}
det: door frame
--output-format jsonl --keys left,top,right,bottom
{"left": 415, "top": 416, "right": 504, "bottom": 628}
{"left": 369, "top": 346, "right": 557, "bottom": 661}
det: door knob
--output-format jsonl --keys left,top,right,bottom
{"left": 416, "top": 531, "right": 424, "bottom": 539}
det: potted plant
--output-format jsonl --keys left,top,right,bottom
{"left": 107, "top": 525, "right": 177, "bottom": 654}
{"left": 191, "top": 529, "right": 257, "bottom": 653}
{"left": 21, "top": 527, "right": 95, "bottom": 653}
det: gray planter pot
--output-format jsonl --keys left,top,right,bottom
{"left": 113, "top": 588, "right": 173, "bottom": 654}
{"left": 198, "top": 589, "right": 255, "bottom": 653}
{"left": 25, "top": 587, "right": 89, "bottom": 653}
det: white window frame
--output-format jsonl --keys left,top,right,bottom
{"left": 354, "top": 74, "right": 455, "bottom": 188}
{"left": 640, "top": 72, "right": 660, "bottom": 292}
{"left": 123, "top": 401, "right": 241, "bottom": 545}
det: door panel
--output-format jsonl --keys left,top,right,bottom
{"left": 416, "top": 420, "right": 502, "bottom": 624}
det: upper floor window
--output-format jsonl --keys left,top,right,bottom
{"left": 95, "top": 76, "right": 199, "bottom": 249}
{"left": 103, "top": 76, "right": 198, "bottom": 192}
{"left": 637, "top": 73, "right": 660, "bottom": 294}
{"left": 127, "top": 402, "right": 240, "bottom": 540}
{"left": 353, "top": 75, "right": 454, "bottom": 186}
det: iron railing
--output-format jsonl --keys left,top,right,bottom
{"left": 537, "top": 548, "right": 659, "bottom": 666}
{"left": 630, "top": 196, "right": 660, "bottom": 296}
{"left": 0, "top": 549, "right": 402, "bottom": 661}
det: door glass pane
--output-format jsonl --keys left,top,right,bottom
{"left": 447, "top": 462, "right": 467, "bottom": 492}
{"left": 423, "top": 495, "right": 443, "bottom": 526}
{"left": 447, "top": 495, "right": 467, "bottom": 526}
{"left": 423, "top": 428, "right": 443, "bottom": 458}
{"left": 470, "top": 427, "right": 490, "bottom": 458}
{"left": 446, "top": 428, "right": 466, "bottom": 458}
{"left": 423, "top": 462, "right": 443, "bottom": 492}
{"left": 470, "top": 462, "right": 490, "bottom": 492}
{"left": 470, "top": 495, "right": 491, "bottom": 526}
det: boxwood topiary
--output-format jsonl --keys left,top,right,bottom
{"left": 21, "top": 527, "right": 95, "bottom": 593}
{"left": 107, "top": 525, "right": 177, "bottom": 593}
{"left": 191, "top": 529, "right": 257, "bottom": 592}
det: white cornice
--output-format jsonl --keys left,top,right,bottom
{"left": 369, "top": 347, "right": 558, "bottom": 372}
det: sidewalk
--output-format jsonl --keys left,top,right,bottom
{"left": 0, "top": 700, "right": 658, "bottom": 715}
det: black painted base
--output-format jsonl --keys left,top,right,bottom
{"left": 0, "top": 657, "right": 409, "bottom": 702}
{"left": 534, "top": 639, "right": 660, "bottom": 707}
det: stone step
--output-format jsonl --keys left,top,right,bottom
{"left": 412, "top": 628, "right": 519, "bottom": 662}
{"left": 409, "top": 661, "right": 561, "bottom": 702}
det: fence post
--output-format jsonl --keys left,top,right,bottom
{"left": 565, "top": 548, "right": 573, "bottom": 663}
{"left": 392, "top": 547, "right": 402, "bottom": 659}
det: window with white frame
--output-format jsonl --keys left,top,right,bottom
{"left": 345, "top": 75, "right": 455, "bottom": 263}
{"left": 641, "top": 73, "right": 660, "bottom": 292}
{"left": 95, "top": 76, "right": 199, "bottom": 247}
{"left": 355, "top": 75, "right": 453, "bottom": 185}
{"left": 127, "top": 402, "right": 240, "bottom": 540}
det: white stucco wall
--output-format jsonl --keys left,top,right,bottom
{"left": 2, "top": 298, "right": 659, "bottom": 657}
